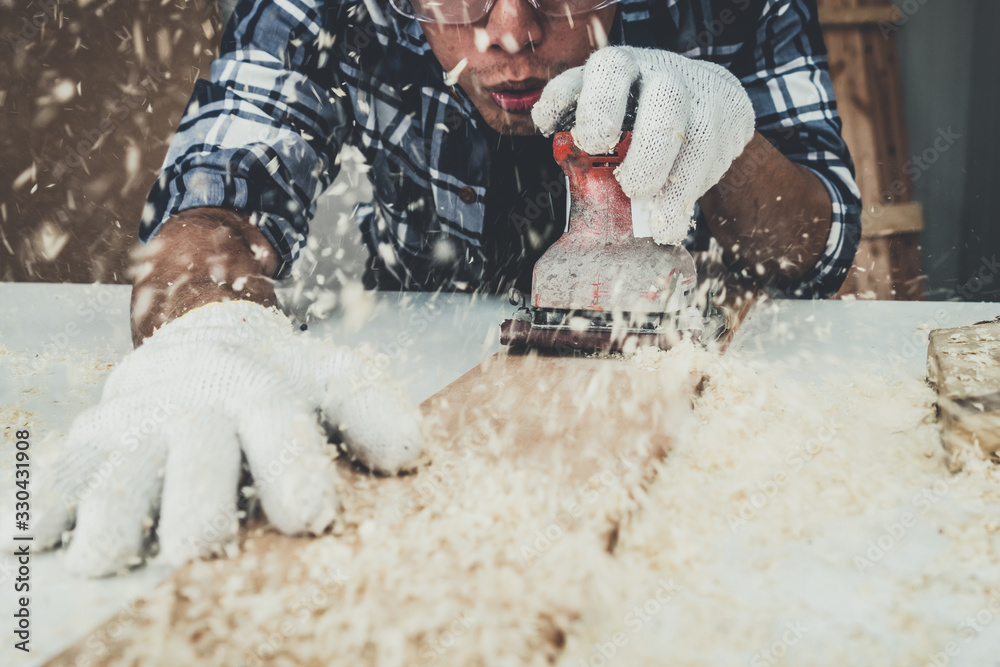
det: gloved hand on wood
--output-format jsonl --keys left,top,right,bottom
{"left": 532, "top": 45, "right": 757, "bottom": 245}
{"left": 28, "top": 301, "right": 424, "bottom": 577}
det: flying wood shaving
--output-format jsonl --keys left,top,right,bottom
{"left": 443, "top": 58, "right": 468, "bottom": 87}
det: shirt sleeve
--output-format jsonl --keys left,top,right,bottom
{"left": 735, "top": 0, "right": 862, "bottom": 299}
{"left": 140, "top": 0, "right": 352, "bottom": 279}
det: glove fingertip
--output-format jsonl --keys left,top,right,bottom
{"left": 531, "top": 101, "right": 568, "bottom": 137}
{"left": 332, "top": 384, "right": 426, "bottom": 475}
{"left": 650, "top": 197, "right": 695, "bottom": 246}
{"left": 616, "top": 160, "right": 663, "bottom": 201}
{"left": 32, "top": 506, "right": 73, "bottom": 552}
{"left": 267, "top": 474, "right": 340, "bottom": 536}
{"left": 159, "top": 507, "right": 239, "bottom": 567}
{"left": 64, "top": 535, "right": 134, "bottom": 578}
{"left": 532, "top": 67, "right": 585, "bottom": 135}
{"left": 351, "top": 423, "right": 425, "bottom": 475}
{"left": 238, "top": 405, "right": 343, "bottom": 537}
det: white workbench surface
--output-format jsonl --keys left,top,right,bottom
{"left": 0, "top": 283, "right": 997, "bottom": 666}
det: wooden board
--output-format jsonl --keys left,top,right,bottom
{"left": 45, "top": 292, "right": 762, "bottom": 665}
{"left": 861, "top": 202, "right": 925, "bottom": 239}
{"left": 928, "top": 318, "right": 1000, "bottom": 470}
{"left": 818, "top": 5, "right": 902, "bottom": 26}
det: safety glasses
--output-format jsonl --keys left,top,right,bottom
{"left": 389, "top": 0, "right": 619, "bottom": 25}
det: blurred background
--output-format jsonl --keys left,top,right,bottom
{"left": 1, "top": 0, "right": 997, "bottom": 303}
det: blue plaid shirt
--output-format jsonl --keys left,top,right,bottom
{"left": 143, "top": 0, "right": 861, "bottom": 298}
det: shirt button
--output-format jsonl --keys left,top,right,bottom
{"left": 458, "top": 187, "right": 476, "bottom": 204}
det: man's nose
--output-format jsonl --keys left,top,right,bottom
{"left": 484, "top": 0, "right": 544, "bottom": 54}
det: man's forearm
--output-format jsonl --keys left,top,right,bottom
{"left": 700, "top": 133, "right": 832, "bottom": 290}
{"left": 129, "top": 208, "right": 279, "bottom": 346}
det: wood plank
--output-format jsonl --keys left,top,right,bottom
{"left": 818, "top": 5, "right": 903, "bottom": 27}
{"left": 928, "top": 319, "right": 1000, "bottom": 470}
{"left": 43, "top": 356, "right": 682, "bottom": 665}
{"left": 863, "top": 28, "right": 913, "bottom": 204}
{"left": 824, "top": 28, "right": 881, "bottom": 205}
{"left": 861, "top": 202, "right": 925, "bottom": 238}
{"left": 47, "top": 291, "right": 761, "bottom": 666}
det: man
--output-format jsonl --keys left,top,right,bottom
{"left": 34, "top": 0, "right": 860, "bottom": 576}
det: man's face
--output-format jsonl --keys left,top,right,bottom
{"left": 419, "top": 0, "right": 617, "bottom": 136}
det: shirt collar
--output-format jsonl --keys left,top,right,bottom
{"left": 365, "top": 0, "right": 433, "bottom": 56}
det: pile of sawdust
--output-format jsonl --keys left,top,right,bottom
{"left": 605, "top": 346, "right": 1000, "bottom": 665}
{"left": 43, "top": 343, "right": 1000, "bottom": 666}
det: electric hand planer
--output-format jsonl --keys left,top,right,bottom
{"left": 500, "top": 115, "right": 725, "bottom": 353}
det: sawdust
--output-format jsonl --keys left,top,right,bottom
{"left": 0, "top": 346, "right": 118, "bottom": 476}
{"left": 0, "top": 405, "right": 37, "bottom": 474}
{"left": 46, "top": 345, "right": 1000, "bottom": 665}
{"left": 604, "top": 348, "right": 1000, "bottom": 665}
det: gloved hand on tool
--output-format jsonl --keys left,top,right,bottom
{"left": 532, "top": 45, "right": 757, "bottom": 246}
{"left": 30, "top": 299, "right": 423, "bottom": 578}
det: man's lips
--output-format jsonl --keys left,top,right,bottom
{"left": 489, "top": 88, "right": 544, "bottom": 113}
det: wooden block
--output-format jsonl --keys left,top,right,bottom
{"left": 927, "top": 319, "right": 1000, "bottom": 469}
{"left": 861, "top": 202, "right": 925, "bottom": 238}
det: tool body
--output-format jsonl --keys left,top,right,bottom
{"left": 500, "top": 130, "right": 723, "bottom": 352}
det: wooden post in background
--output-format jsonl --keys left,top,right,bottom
{"left": 816, "top": 0, "right": 926, "bottom": 300}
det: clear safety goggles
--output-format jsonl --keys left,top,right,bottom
{"left": 389, "top": 0, "right": 620, "bottom": 25}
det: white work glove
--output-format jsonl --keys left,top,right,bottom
{"left": 532, "top": 46, "right": 757, "bottom": 245}
{"left": 28, "top": 301, "right": 423, "bottom": 577}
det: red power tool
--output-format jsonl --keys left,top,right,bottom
{"left": 500, "top": 130, "right": 724, "bottom": 353}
